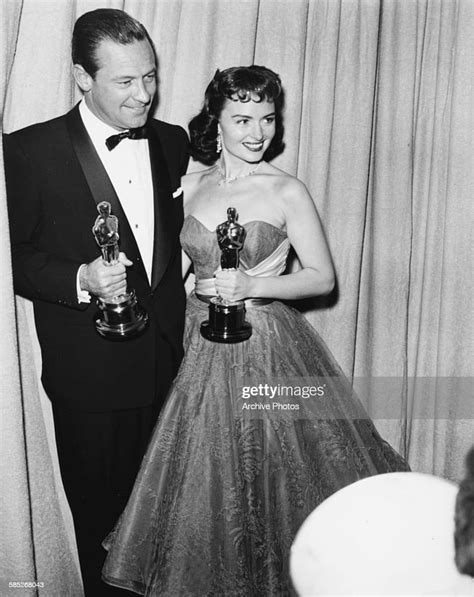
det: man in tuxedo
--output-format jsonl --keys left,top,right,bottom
{"left": 4, "top": 9, "right": 188, "bottom": 595}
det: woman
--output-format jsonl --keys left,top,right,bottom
{"left": 102, "top": 66, "right": 409, "bottom": 596}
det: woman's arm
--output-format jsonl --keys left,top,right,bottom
{"left": 215, "top": 177, "right": 335, "bottom": 301}
{"left": 180, "top": 170, "right": 203, "bottom": 281}
{"left": 181, "top": 250, "right": 192, "bottom": 280}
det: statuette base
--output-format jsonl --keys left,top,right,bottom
{"left": 200, "top": 299, "right": 252, "bottom": 343}
{"left": 94, "top": 290, "right": 148, "bottom": 340}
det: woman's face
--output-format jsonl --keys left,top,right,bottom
{"left": 218, "top": 97, "right": 276, "bottom": 163}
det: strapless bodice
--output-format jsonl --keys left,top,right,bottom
{"left": 180, "top": 215, "right": 290, "bottom": 281}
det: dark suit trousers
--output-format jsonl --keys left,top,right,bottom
{"left": 52, "top": 403, "right": 159, "bottom": 596}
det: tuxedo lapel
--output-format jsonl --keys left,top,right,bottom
{"left": 148, "top": 125, "right": 173, "bottom": 290}
{"left": 66, "top": 105, "right": 148, "bottom": 283}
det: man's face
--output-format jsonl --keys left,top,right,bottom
{"left": 79, "top": 38, "right": 157, "bottom": 130}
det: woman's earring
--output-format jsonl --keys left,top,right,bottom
{"left": 216, "top": 132, "right": 222, "bottom": 154}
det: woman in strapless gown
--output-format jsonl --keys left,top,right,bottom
{"left": 102, "top": 66, "right": 409, "bottom": 596}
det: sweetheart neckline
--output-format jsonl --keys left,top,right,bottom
{"left": 184, "top": 214, "right": 287, "bottom": 237}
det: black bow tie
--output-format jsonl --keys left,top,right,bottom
{"left": 105, "top": 126, "right": 148, "bottom": 150}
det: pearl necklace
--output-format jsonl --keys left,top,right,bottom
{"left": 216, "top": 161, "right": 261, "bottom": 186}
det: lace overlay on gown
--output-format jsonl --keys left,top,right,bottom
{"left": 102, "top": 216, "right": 409, "bottom": 596}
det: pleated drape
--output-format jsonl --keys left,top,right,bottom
{"left": 1, "top": 0, "right": 472, "bottom": 594}
{"left": 1, "top": 2, "right": 84, "bottom": 595}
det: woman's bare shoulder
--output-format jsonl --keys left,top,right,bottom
{"left": 182, "top": 166, "right": 216, "bottom": 200}
{"left": 260, "top": 163, "right": 310, "bottom": 203}
{"left": 182, "top": 167, "right": 212, "bottom": 186}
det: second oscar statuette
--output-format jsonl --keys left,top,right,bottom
{"left": 200, "top": 207, "right": 252, "bottom": 343}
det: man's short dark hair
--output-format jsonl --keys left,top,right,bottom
{"left": 72, "top": 8, "right": 154, "bottom": 78}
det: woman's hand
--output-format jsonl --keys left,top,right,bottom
{"left": 214, "top": 269, "right": 254, "bottom": 302}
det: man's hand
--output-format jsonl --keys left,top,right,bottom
{"left": 80, "top": 252, "right": 132, "bottom": 301}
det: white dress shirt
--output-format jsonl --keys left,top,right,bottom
{"left": 78, "top": 100, "right": 155, "bottom": 299}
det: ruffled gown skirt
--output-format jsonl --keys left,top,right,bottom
{"left": 102, "top": 295, "right": 409, "bottom": 596}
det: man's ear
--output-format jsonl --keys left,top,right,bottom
{"left": 73, "top": 64, "right": 93, "bottom": 93}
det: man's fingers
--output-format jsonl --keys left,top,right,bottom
{"left": 98, "top": 278, "right": 128, "bottom": 300}
{"left": 118, "top": 252, "right": 133, "bottom": 266}
{"left": 83, "top": 257, "right": 129, "bottom": 297}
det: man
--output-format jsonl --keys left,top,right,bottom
{"left": 4, "top": 9, "right": 188, "bottom": 595}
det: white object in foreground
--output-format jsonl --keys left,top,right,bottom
{"left": 290, "top": 472, "right": 474, "bottom": 596}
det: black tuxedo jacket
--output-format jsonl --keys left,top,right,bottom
{"left": 4, "top": 104, "right": 189, "bottom": 412}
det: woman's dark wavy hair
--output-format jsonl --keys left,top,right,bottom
{"left": 189, "top": 65, "right": 285, "bottom": 165}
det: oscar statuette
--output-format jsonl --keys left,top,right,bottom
{"left": 92, "top": 201, "right": 148, "bottom": 339}
{"left": 200, "top": 207, "right": 252, "bottom": 343}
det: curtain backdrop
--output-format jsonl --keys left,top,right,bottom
{"left": 1, "top": 0, "right": 472, "bottom": 594}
